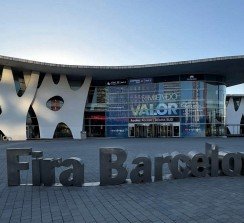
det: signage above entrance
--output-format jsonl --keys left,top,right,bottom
{"left": 129, "top": 117, "right": 180, "bottom": 123}
{"left": 129, "top": 78, "right": 153, "bottom": 85}
{"left": 106, "top": 79, "right": 127, "bottom": 86}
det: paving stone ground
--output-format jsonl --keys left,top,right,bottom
{"left": 0, "top": 137, "right": 243, "bottom": 223}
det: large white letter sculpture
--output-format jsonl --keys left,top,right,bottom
{"left": 0, "top": 67, "right": 39, "bottom": 140}
{"left": 32, "top": 74, "right": 92, "bottom": 139}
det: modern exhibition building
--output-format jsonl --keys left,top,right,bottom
{"left": 0, "top": 55, "right": 244, "bottom": 140}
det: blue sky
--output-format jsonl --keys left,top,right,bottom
{"left": 0, "top": 0, "right": 243, "bottom": 93}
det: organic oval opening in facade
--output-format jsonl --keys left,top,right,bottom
{"left": 46, "top": 96, "right": 64, "bottom": 111}
{"left": 26, "top": 105, "right": 40, "bottom": 139}
{"left": 53, "top": 122, "right": 73, "bottom": 138}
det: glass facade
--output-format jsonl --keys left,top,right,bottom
{"left": 85, "top": 75, "right": 226, "bottom": 138}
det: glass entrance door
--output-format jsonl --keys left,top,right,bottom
{"left": 159, "top": 124, "right": 179, "bottom": 137}
{"left": 130, "top": 123, "right": 180, "bottom": 138}
{"left": 160, "top": 125, "right": 168, "bottom": 137}
{"left": 128, "top": 125, "right": 135, "bottom": 137}
{"left": 167, "top": 125, "right": 173, "bottom": 137}
{"left": 173, "top": 125, "right": 180, "bottom": 137}
{"left": 135, "top": 124, "right": 148, "bottom": 137}
{"left": 153, "top": 124, "right": 160, "bottom": 138}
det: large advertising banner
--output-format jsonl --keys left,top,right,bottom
{"left": 180, "top": 101, "right": 205, "bottom": 123}
{"left": 106, "top": 126, "right": 128, "bottom": 138}
{"left": 106, "top": 85, "right": 129, "bottom": 137}
{"left": 180, "top": 81, "right": 206, "bottom": 137}
{"left": 106, "top": 81, "right": 181, "bottom": 137}
{"left": 181, "top": 124, "right": 206, "bottom": 137}
{"left": 129, "top": 82, "right": 180, "bottom": 118}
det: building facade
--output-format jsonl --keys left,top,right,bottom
{"left": 85, "top": 76, "right": 226, "bottom": 138}
{"left": 0, "top": 55, "right": 244, "bottom": 140}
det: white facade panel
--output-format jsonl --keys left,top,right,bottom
{"left": 0, "top": 67, "right": 39, "bottom": 140}
{"left": 32, "top": 74, "right": 91, "bottom": 139}
{"left": 226, "top": 96, "right": 244, "bottom": 134}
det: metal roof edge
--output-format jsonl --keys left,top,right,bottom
{"left": 0, "top": 54, "right": 244, "bottom": 70}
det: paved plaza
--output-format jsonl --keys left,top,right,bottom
{"left": 0, "top": 137, "right": 244, "bottom": 223}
